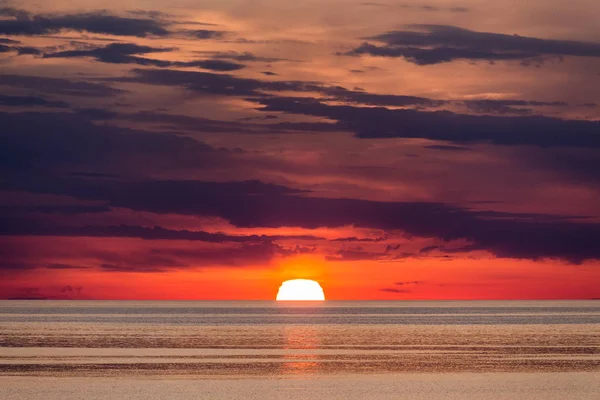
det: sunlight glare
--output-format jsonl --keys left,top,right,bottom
{"left": 276, "top": 279, "right": 325, "bottom": 301}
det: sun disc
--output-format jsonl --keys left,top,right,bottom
{"left": 276, "top": 279, "right": 325, "bottom": 301}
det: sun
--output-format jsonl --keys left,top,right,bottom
{"left": 276, "top": 279, "right": 325, "bottom": 301}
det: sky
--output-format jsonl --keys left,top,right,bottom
{"left": 1, "top": 0, "right": 599, "bottom": 300}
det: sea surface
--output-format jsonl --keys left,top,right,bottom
{"left": 1, "top": 300, "right": 599, "bottom": 399}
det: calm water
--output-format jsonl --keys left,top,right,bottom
{"left": 1, "top": 300, "right": 599, "bottom": 377}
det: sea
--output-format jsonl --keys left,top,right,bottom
{"left": 1, "top": 300, "right": 599, "bottom": 399}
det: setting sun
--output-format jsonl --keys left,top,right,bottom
{"left": 276, "top": 279, "right": 325, "bottom": 301}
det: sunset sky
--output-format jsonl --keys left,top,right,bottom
{"left": 1, "top": 0, "right": 599, "bottom": 300}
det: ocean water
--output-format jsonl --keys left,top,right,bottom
{"left": 1, "top": 300, "right": 600, "bottom": 399}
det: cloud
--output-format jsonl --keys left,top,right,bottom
{"left": 379, "top": 287, "right": 411, "bottom": 293}
{"left": 126, "top": 10, "right": 173, "bottom": 19}
{"left": 332, "top": 235, "right": 387, "bottom": 242}
{"left": 75, "top": 108, "right": 119, "bottom": 120}
{"left": 0, "top": 225, "right": 318, "bottom": 273}
{"left": 343, "top": 25, "right": 600, "bottom": 65}
{"left": 197, "top": 51, "right": 291, "bottom": 63}
{"left": 112, "top": 68, "right": 445, "bottom": 110}
{"left": 44, "top": 42, "right": 173, "bottom": 62}
{"left": 95, "top": 241, "right": 297, "bottom": 271}
{"left": 463, "top": 99, "right": 567, "bottom": 115}
{"left": 252, "top": 97, "right": 600, "bottom": 147}
{"left": 0, "top": 9, "right": 169, "bottom": 37}
{"left": 88, "top": 109, "right": 338, "bottom": 135}
{"left": 327, "top": 248, "right": 388, "bottom": 261}
{"left": 0, "top": 205, "right": 111, "bottom": 215}
{"left": 0, "top": 74, "right": 124, "bottom": 97}
{"left": 419, "top": 245, "right": 440, "bottom": 253}
{"left": 319, "top": 86, "right": 445, "bottom": 107}
{"left": 46, "top": 263, "right": 88, "bottom": 269}
{"left": 181, "top": 59, "right": 245, "bottom": 71}
{"left": 114, "top": 68, "right": 580, "bottom": 119}
{"left": 4, "top": 172, "right": 599, "bottom": 262}
{"left": 112, "top": 68, "right": 322, "bottom": 97}
{"left": 0, "top": 37, "right": 20, "bottom": 44}
{"left": 0, "top": 94, "right": 68, "bottom": 108}
{"left": 385, "top": 244, "right": 401, "bottom": 252}
{"left": 0, "top": 219, "right": 324, "bottom": 243}
{"left": 191, "top": 29, "right": 227, "bottom": 39}
{"left": 380, "top": 281, "right": 423, "bottom": 294}
{"left": 0, "top": 111, "right": 237, "bottom": 176}
{"left": 360, "top": 3, "right": 469, "bottom": 12}
{"left": 44, "top": 43, "right": 246, "bottom": 71}
{"left": 531, "top": 149, "right": 600, "bottom": 184}
{"left": 0, "top": 43, "right": 42, "bottom": 54}
{"left": 424, "top": 145, "right": 472, "bottom": 151}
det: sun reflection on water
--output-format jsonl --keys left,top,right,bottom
{"left": 280, "top": 325, "right": 322, "bottom": 375}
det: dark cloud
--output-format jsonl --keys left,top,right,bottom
{"left": 99, "top": 263, "right": 167, "bottom": 272}
{"left": 183, "top": 59, "right": 245, "bottom": 71}
{"left": 0, "top": 9, "right": 169, "bottom": 37}
{"left": 344, "top": 25, "right": 600, "bottom": 65}
{"left": 114, "top": 68, "right": 444, "bottom": 109}
{"left": 0, "top": 111, "right": 235, "bottom": 174}
{"left": 394, "top": 281, "right": 424, "bottom": 285}
{"left": 196, "top": 51, "right": 290, "bottom": 63}
{"left": 46, "top": 264, "right": 88, "bottom": 269}
{"left": 319, "top": 86, "right": 444, "bottom": 107}
{"left": 0, "top": 226, "right": 316, "bottom": 273}
{"left": 0, "top": 74, "right": 124, "bottom": 97}
{"left": 332, "top": 235, "right": 387, "bottom": 242}
{"left": 44, "top": 42, "right": 173, "bottom": 63}
{"left": 111, "top": 68, "right": 322, "bottom": 97}
{"left": 0, "top": 262, "right": 36, "bottom": 271}
{"left": 379, "top": 287, "right": 411, "bottom": 293}
{"left": 385, "top": 244, "right": 401, "bottom": 252}
{"left": 253, "top": 97, "right": 600, "bottom": 147}
{"left": 0, "top": 218, "right": 323, "bottom": 243}
{"left": 11, "top": 45, "right": 41, "bottom": 55}
{"left": 95, "top": 241, "right": 296, "bottom": 272}
{"left": 0, "top": 205, "right": 111, "bottom": 215}
{"left": 44, "top": 43, "right": 246, "bottom": 71}
{"left": 0, "top": 94, "right": 68, "bottom": 108}
{"left": 424, "top": 145, "right": 472, "bottom": 151}
{"left": 75, "top": 108, "right": 120, "bottom": 120}
{"left": 0, "top": 37, "right": 20, "bottom": 44}
{"left": 3, "top": 172, "right": 599, "bottom": 262}
{"left": 93, "top": 109, "right": 337, "bottom": 134}
{"left": 68, "top": 172, "right": 119, "bottom": 179}
{"left": 57, "top": 106, "right": 334, "bottom": 136}
{"left": 326, "top": 244, "right": 413, "bottom": 261}
{"left": 192, "top": 29, "right": 227, "bottom": 39}
{"left": 532, "top": 149, "right": 600, "bottom": 184}
{"left": 463, "top": 99, "right": 567, "bottom": 115}
{"left": 117, "top": 69, "right": 585, "bottom": 126}
{"left": 419, "top": 245, "right": 440, "bottom": 253}
{"left": 237, "top": 114, "right": 279, "bottom": 122}
{"left": 0, "top": 43, "right": 41, "bottom": 54}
